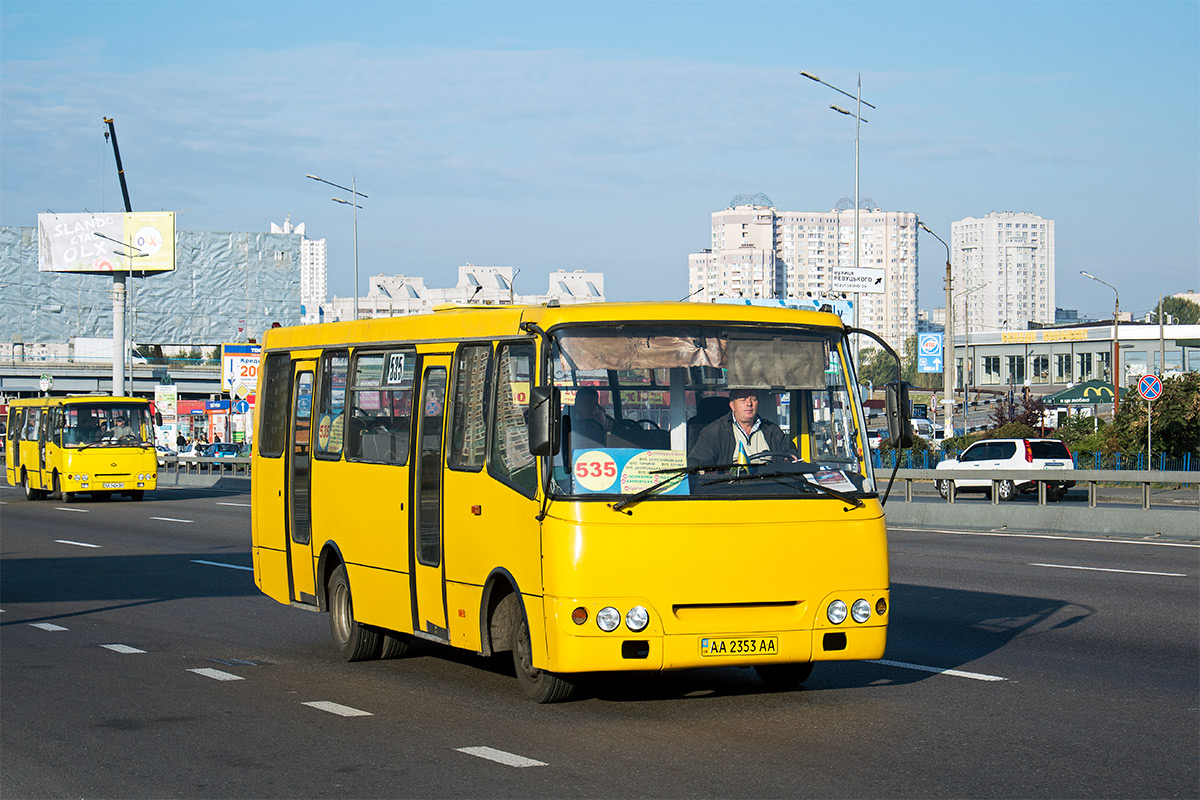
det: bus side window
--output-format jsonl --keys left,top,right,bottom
{"left": 259, "top": 353, "right": 291, "bottom": 458}
{"left": 449, "top": 344, "right": 492, "bottom": 471}
{"left": 489, "top": 342, "right": 536, "bottom": 495}
{"left": 314, "top": 350, "right": 349, "bottom": 460}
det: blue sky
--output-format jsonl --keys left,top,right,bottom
{"left": 2, "top": 0, "right": 1197, "bottom": 320}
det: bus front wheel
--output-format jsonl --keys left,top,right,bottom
{"left": 53, "top": 474, "right": 74, "bottom": 503}
{"left": 754, "top": 662, "right": 814, "bottom": 689}
{"left": 328, "top": 564, "right": 381, "bottom": 662}
{"left": 511, "top": 610, "right": 574, "bottom": 703}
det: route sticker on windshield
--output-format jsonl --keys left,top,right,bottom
{"left": 806, "top": 468, "right": 857, "bottom": 493}
{"left": 572, "top": 449, "right": 688, "bottom": 496}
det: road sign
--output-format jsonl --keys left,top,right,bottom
{"left": 233, "top": 399, "right": 250, "bottom": 413}
{"left": 830, "top": 266, "right": 886, "bottom": 294}
{"left": 917, "top": 333, "right": 943, "bottom": 374}
{"left": 1137, "top": 374, "right": 1162, "bottom": 401}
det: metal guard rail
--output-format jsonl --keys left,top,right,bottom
{"left": 158, "top": 456, "right": 251, "bottom": 479}
{"left": 891, "top": 467, "right": 1199, "bottom": 511}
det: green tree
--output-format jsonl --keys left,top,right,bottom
{"left": 1151, "top": 296, "right": 1200, "bottom": 325}
{"left": 1103, "top": 372, "right": 1200, "bottom": 456}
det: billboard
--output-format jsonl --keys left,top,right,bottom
{"left": 222, "top": 343, "right": 262, "bottom": 396}
{"left": 38, "top": 212, "right": 175, "bottom": 273}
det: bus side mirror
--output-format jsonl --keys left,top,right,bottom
{"left": 155, "top": 411, "right": 163, "bottom": 427}
{"left": 885, "top": 381, "right": 913, "bottom": 448}
{"left": 527, "top": 385, "right": 561, "bottom": 457}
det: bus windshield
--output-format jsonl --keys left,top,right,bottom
{"left": 549, "top": 323, "right": 873, "bottom": 501}
{"left": 60, "top": 403, "right": 154, "bottom": 448}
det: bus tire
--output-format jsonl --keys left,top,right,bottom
{"left": 53, "top": 473, "right": 74, "bottom": 503}
{"left": 23, "top": 472, "right": 42, "bottom": 501}
{"left": 754, "top": 662, "right": 814, "bottom": 689}
{"left": 378, "top": 631, "right": 412, "bottom": 659}
{"left": 128, "top": 490, "right": 144, "bottom": 501}
{"left": 511, "top": 608, "right": 574, "bottom": 703}
{"left": 327, "top": 564, "right": 381, "bottom": 662}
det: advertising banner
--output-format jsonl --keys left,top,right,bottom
{"left": 222, "top": 344, "right": 262, "bottom": 394}
{"left": 38, "top": 212, "right": 176, "bottom": 273}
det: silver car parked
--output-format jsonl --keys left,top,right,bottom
{"left": 935, "top": 438, "right": 1075, "bottom": 501}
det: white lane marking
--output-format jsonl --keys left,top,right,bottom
{"left": 869, "top": 659, "right": 1008, "bottom": 682}
{"left": 188, "top": 668, "right": 244, "bottom": 681}
{"left": 888, "top": 527, "right": 1199, "bottom": 548}
{"left": 215, "top": 502, "right": 251, "bottom": 507}
{"left": 151, "top": 517, "right": 194, "bottom": 523}
{"left": 303, "top": 701, "right": 372, "bottom": 717}
{"left": 101, "top": 644, "right": 145, "bottom": 654}
{"left": 30, "top": 623, "right": 69, "bottom": 631}
{"left": 191, "top": 559, "right": 254, "bottom": 571}
{"left": 55, "top": 507, "right": 89, "bottom": 513}
{"left": 1030, "top": 562, "right": 1187, "bottom": 577}
{"left": 456, "top": 746, "right": 547, "bottom": 768}
{"left": 55, "top": 539, "right": 101, "bottom": 548}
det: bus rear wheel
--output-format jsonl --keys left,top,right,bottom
{"left": 511, "top": 610, "right": 574, "bottom": 703}
{"left": 23, "top": 472, "right": 43, "bottom": 501}
{"left": 754, "top": 662, "right": 814, "bottom": 689}
{"left": 327, "top": 564, "right": 381, "bottom": 662}
{"left": 378, "top": 630, "right": 412, "bottom": 659}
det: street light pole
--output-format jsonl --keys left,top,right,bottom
{"left": 920, "top": 222, "right": 955, "bottom": 440}
{"left": 801, "top": 71, "right": 876, "bottom": 362}
{"left": 306, "top": 173, "right": 367, "bottom": 321}
{"left": 954, "top": 281, "right": 990, "bottom": 432}
{"left": 1081, "top": 270, "right": 1121, "bottom": 414}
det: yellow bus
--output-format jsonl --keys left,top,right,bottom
{"left": 251, "top": 301, "right": 909, "bottom": 702}
{"left": 5, "top": 395, "right": 159, "bottom": 502}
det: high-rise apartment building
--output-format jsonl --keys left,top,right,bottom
{"left": 271, "top": 216, "right": 328, "bottom": 324}
{"left": 688, "top": 203, "right": 919, "bottom": 349}
{"left": 950, "top": 211, "right": 1054, "bottom": 334}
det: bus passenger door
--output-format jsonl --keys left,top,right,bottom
{"left": 411, "top": 356, "right": 450, "bottom": 642}
{"left": 287, "top": 363, "right": 318, "bottom": 604}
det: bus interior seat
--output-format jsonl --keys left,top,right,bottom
{"left": 687, "top": 395, "right": 729, "bottom": 449}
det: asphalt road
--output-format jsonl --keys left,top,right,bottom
{"left": 2, "top": 484, "right": 1197, "bottom": 799}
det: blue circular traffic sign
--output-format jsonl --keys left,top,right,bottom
{"left": 1137, "top": 374, "right": 1162, "bottom": 401}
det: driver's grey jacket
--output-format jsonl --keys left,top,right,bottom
{"left": 688, "top": 413, "right": 794, "bottom": 467}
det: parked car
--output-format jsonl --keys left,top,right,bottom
{"left": 866, "top": 430, "right": 884, "bottom": 449}
{"left": 177, "top": 443, "right": 203, "bottom": 459}
{"left": 155, "top": 445, "right": 177, "bottom": 465}
{"left": 935, "top": 438, "right": 1075, "bottom": 501}
{"left": 202, "top": 442, "right": 242, "bottom": 458}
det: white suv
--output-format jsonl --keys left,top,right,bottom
{"left": 935, "top": 438, "right": 1075, "bottom": 502}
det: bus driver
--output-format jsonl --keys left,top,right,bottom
{"left": 688, "top": 388, "right": 796, "bottom": 467}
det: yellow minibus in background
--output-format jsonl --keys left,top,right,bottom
{"left": 251, "top": 301, "right": 907, "bottom": 702}
{"left": 5, "top": 395, "right": 159, "bottom": 502}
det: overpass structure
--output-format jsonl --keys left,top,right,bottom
{"left": 0, "top": 360, "right": 223, "bottom": 399}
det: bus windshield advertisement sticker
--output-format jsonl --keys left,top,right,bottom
{"left": 572, "top": 449, "right": 688, "bottom": 496}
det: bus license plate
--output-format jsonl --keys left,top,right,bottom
{"left": 102, "top": 482, "right": 123, "bottom": 489}
{"left": 700, "top": 636, "right": 778, "bottom": 657}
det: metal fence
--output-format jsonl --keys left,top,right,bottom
{"left": 873, "top": 449, "right": 1198, "bottom": 472}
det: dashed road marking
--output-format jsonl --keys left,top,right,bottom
{"left": 151, "top": 517, "right": 194, "bottom": 523}
{"left": 456, "top": 746, "right": 547, "bottom": 768}
{"left": 56, "top": 540, "right": 101, "bottom": 548}
{"left": 869, "top": 659, "right": 1007, "bottom": 682}
{"left": 216, "top": 502, "right": 251, "bottom": 507}
{"left": 1030, "top": 562, "right": 1186, "bottom": 577}
{"left": 188, "top": 668, "right": 244, "bottom": 681}
{"left": 303, "top": 701, "right": 372, "bottom": 717}
{"left": 30, "top": 623, "right": 69, "bottom": 632}
{"left": 191, "top": 560, "right": 253, "bottom": 571}
{"left": 101, "top": 644, "right": 146, "bottom": 654}
{"left": 55, "top": 507, "right": 89, "bottom": 513}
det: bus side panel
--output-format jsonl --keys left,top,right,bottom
{"left": 312, "top": 460, "right": 412, "bottom": 631}
{"left": 442, "top": 469, "right": 543, "bottom": 651}
{"left": 253, "top": 545, "right": 292, "bottom": 605}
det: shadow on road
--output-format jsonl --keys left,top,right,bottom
{"left": 0, "top": 551, "right": 259, "bottom": 626}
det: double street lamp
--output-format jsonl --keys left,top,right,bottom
{"left": 1080, "top": 270, "right": 1121, "bottom": 413}
{"left": 306, "top": 173, "right": 367, "bottom": 321}
{"left": 801, "top": 71, "right": 876, "bottom": 356}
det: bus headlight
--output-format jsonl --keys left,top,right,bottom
{"left": 851, "top": 599, "right": 872, "bottom": 623}
{"left": 596, "top": 606, "right": 621, "bottom": 632}
{"left": 827, "top": 600, "right": 848, "bottom": 625}
{"left": 625, "top": 605, "right": 649, "bottom": 632}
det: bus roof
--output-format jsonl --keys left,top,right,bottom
{"left": 262, "top": 301, "right": 847, "bottom": 352}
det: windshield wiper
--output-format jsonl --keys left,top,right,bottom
{"left": 703, "top": 468, "right": 865, "bottom": 510}
{"left": 610, "top": 462, "right": 743, "bottom": 513}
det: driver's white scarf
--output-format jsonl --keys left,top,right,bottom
{"left": 732, "top": 417, "right": 768, "bottom": 462}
